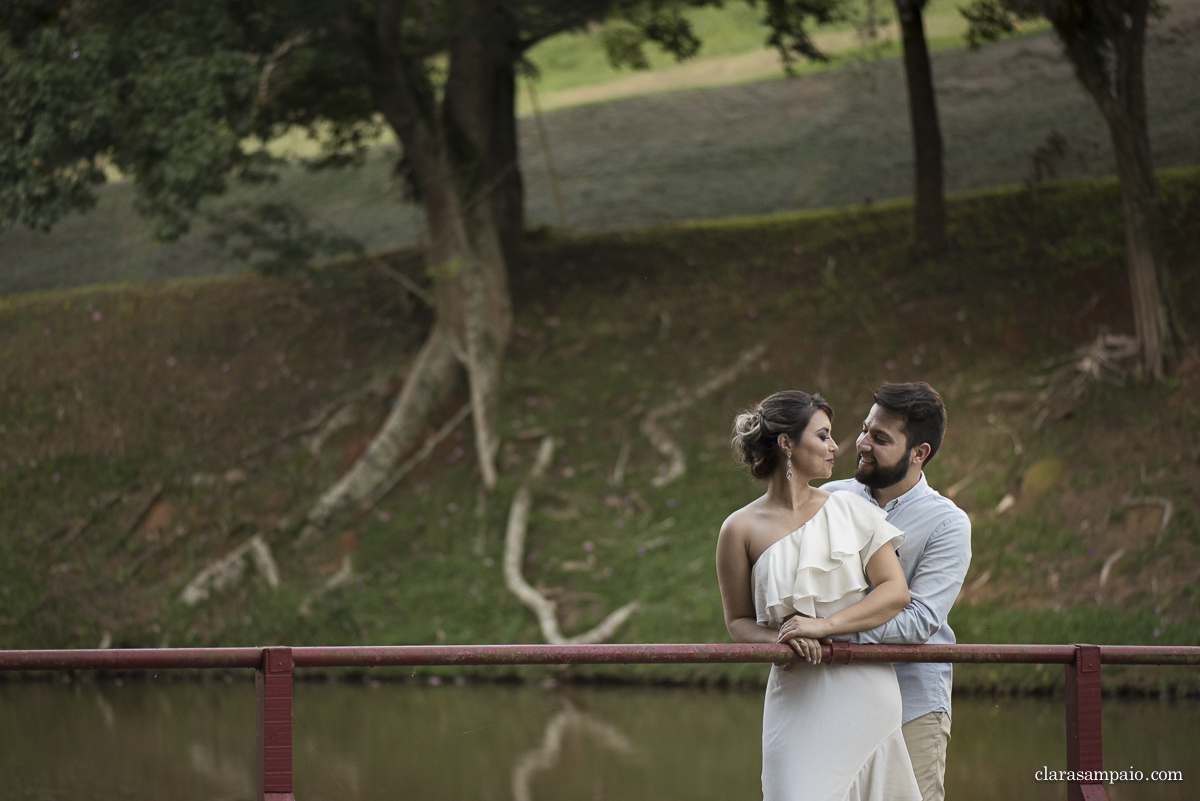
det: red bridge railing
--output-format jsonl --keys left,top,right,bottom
{"left": 3, "top": 642, "right": 1198, "bottom": 801}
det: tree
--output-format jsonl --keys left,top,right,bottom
{"left": 755, "top": 0, "right": 948, "bottom": 255}
{"left": 964, "top": 0, "right": 1181, "bottom": 378}
{"left": 0, "top": 1, "right": 553, "bottom": 526}
{"left": 0, "top": 1, "right": 715, "bottom": 533}
{"left": 895, "top": 0, "right": 946, "bottom": 256}
{"left": 2, "top": 0, "right": 855, "bottom": 544}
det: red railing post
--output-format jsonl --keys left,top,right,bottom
{"left": 256, "top": 646, "right": 295, "bottom": 801}
{"left": 1065, "top": 644, "right": 1107, "bottom": 801}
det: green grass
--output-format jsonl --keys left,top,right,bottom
{"left": 523, "top": 0, "right": 1022, "bottom": 95}
{"left": 1, "top": 168, "right": 1199, "bottom": 692}
{"left": 527, "top": 4, "right": 771, "bottom": 92}
{"left": 952, "top": 603, "right": 1200, "bottom": 696}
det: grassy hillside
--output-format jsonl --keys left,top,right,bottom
{"left": 2, "top": 170, "right": 1199, "bottom": 693}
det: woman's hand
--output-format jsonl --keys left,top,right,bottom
{"left": 777, "top": 615, "right": 829, "bottom": 664}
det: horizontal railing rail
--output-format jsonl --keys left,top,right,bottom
{"left": 4, "top": 642, "right": 1197, "bottom": 801}
{"left": 4, "top": 641, "right": 1199, "bottom": 670}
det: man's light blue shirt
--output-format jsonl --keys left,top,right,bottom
{"left": 824, "top": 473, "right": 972, "bottom": 724}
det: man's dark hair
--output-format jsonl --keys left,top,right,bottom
{"left": 873, "top": 382, "right": 947, "bottom": 466}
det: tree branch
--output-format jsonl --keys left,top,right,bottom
{"left": 257, "top": 33, "right": 308, "bottom": 104}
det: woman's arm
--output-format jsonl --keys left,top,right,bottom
{"left": 715, "top": 517, "right": 778, "bottom": 644}
{"left": 779, "top": 543, "right": 910, "bottom": 643}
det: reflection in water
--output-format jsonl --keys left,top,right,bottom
{"left": 0, "top": 680, "right": 1196, "bottom": 800}
{"left": 301, "top": 730, "right": 363, "bottom": 801}
{"left": 94, "top": 689, "right": 115, "bottom": 730}
{"left": 511, "top": 700, "right": 633, "bottom": 801}
{"left": 186, "top": 739, "right": 253, "bottom": 799}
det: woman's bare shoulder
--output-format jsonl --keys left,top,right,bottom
{"left": 718, "top": 497, "right": 765, "bottom": 542}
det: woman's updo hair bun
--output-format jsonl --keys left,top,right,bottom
{"left": 732, "top": 390, "right": 834, "bottom": 480}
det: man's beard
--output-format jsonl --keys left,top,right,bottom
{"left": 854, "top": 449, "right": 911, "bottom": 490}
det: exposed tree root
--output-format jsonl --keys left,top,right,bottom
{"left": 47, "top": 488, "right": 125, "bottom": 560}
{"left": 1099, "top": 548, "right": 1126, "bottom": 588}
{"left": 298, "top": 555, "right": 354, "bottom": 616}
{"left": 240, "top": 377, "right": 396, "bottom": 463}
{"left": 641, "top": 344, "right": 767, "bottom": 487}
{"left": 1120, "top": 495, "right": 1174, "bottom": 542}
{"left": 124, "top": 524, "right": 191, "bottom": 584}
{"left": 179, "top": 534, "right": 280, "bottom": 606}
{"left": 461, "top": 308, "right": 508, "bottom": 492}
{"left": 608, "top": 437, "right": 630, "bottom": 486}
{"left": 123, "top": 482, "right": 164, "bottom": 537}
{"left": 1032, "top": 333, "right": 1139, "bottom": 429}
{"left": 504, "top": 437, "right": 640, "bottom": 645}
{"left": 360, "top": 402, "right": 472, "bottom": 511}
{"left": 298, "top": 324, "right": 460, "bottom": 544}
{"left": 304, "top": 404, "right": 361, "bottom": 456}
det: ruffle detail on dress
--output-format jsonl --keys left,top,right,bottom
{"left": 841, "top": 726, "right": 923, "bottom": 801}
{"left": 754, "top": 493, "right": 905, "bottom": 627}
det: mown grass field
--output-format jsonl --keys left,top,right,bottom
{"left": 2, "top": 169, "right": 1198, "bottom": 693}
{"left": 521, "top": 0, "right": 1045, "bottom": 111}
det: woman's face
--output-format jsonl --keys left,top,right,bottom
{"left": 789, "top": 410, "right": 838, "bottom": 481}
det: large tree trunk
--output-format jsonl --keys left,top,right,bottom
{"left": 1053, "top": 0, "right": 1177, "bottom": 379}
{"left": 439, "top": 3, "right": 516, "bottom": 490}
{"left": 424, "top": 184, "right": 512, "bottom": 492}
{"left": 305, "top": 0, "right": 514, "bottom": 537}
{"left": 1104, "top": 110, "right": 1174, "bottom": 379}
{"left": 895, "top": 0, "right": 947, "bottom": 256}
{"left": 489, "top": 56, "right": 524, "bottom": 261}
{"left": 305, "top": 173, "right": 510, "bottom": 533}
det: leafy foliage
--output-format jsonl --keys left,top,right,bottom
{"left": 0, "top": 11, "right": 116, "bottom": 231}
{"left": 597, "top": 0, "right": 846, "bottom": 72}
{"left": 753, "top": 0, "right": 847, "bottom": 66}
{"left": 207, "top": 201, "right": 363, "bottom": 275}
{"left": 600, "top": 1, "right": 708, "bottom": 69}
{"left": 0, "top": 0, "right": 263, "bottom": 238}
{"left": 963, "top": 0, "right": 1164, "bottom": 74}
{"left": 2, "top": 0, "right": 858, "bottom": 244}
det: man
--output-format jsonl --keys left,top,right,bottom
{"left": 823, "top": 381, "right": 972, "bottom": 801}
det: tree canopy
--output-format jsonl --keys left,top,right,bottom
{"left": 1, "top": 0, "right": 902, "bottom": 533}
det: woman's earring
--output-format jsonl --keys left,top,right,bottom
{"left": 786, "top": 452, "right": 793, "bottom": 482}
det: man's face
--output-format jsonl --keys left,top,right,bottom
{"left": 854, "top": 404, "right": 912, "bottom": 490}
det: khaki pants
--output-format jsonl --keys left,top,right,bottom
{"left": 902, "top": 711, "right": 951, "bottom": 801}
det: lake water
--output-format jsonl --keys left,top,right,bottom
{"left": 1, "top": 678, "right": 1195, "bottom": 800}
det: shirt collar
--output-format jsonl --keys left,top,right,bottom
{"left": 853, "top": 472, "right": 933, "bottom": 511}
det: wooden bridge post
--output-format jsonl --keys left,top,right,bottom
{"left": 257, "top": 646, "right": 296, "bottom": 801}
{"left": 1065, "top": 644, "right": 1107, "bottom": 801}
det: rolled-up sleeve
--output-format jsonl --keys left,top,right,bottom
{"left": 852, "top": 512, "right": 971, "bottom": 645}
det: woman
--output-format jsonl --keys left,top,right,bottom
{"left": 716, "top": 390, "right": 921, "bottom": 801}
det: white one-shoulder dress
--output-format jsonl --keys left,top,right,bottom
{"left": 753, "top": 492, "right": 921, "bottom": 801}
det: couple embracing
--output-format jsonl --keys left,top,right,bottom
{"left": 716, "top": 383, "right": 972, "bottom": 801}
